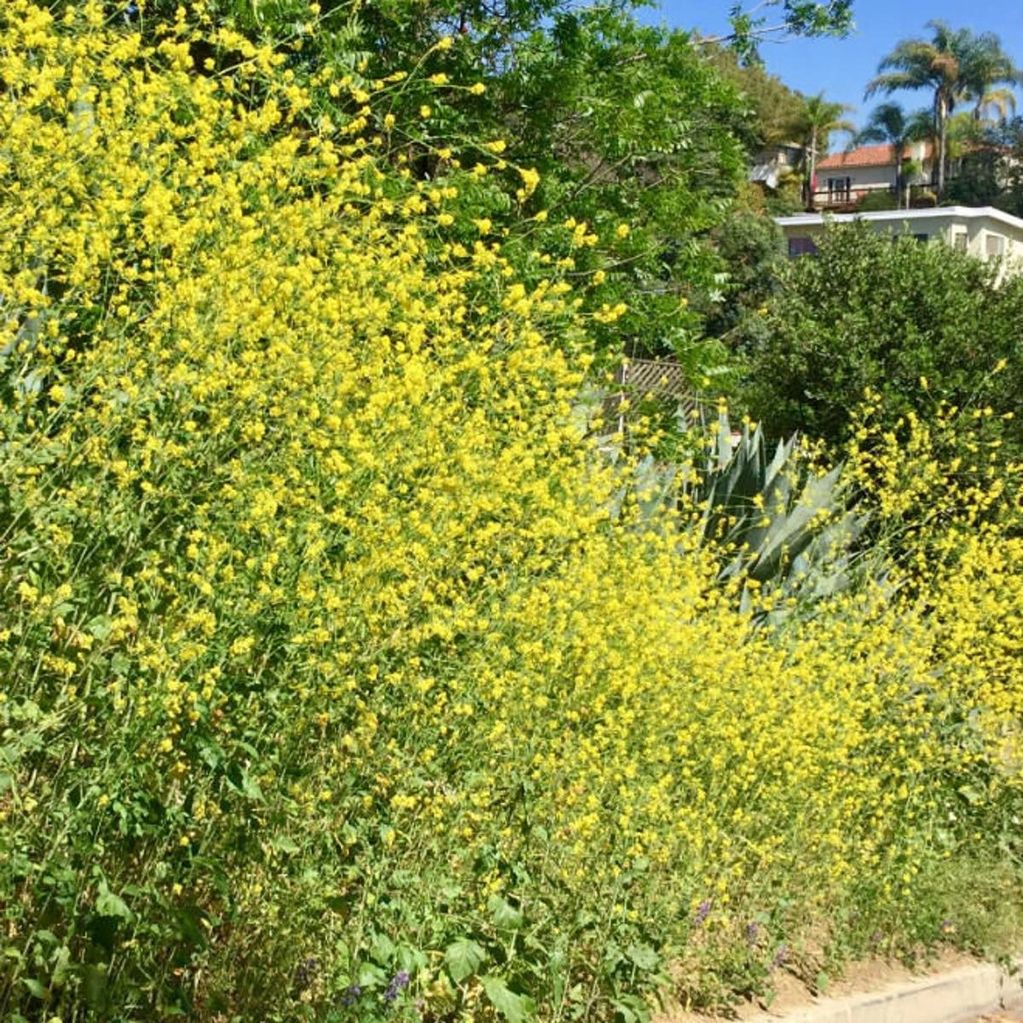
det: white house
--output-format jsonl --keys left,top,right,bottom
{"left": 813, "top": 141, "right": 936, "bottom": 208}
{"left": 773, "top": 206, "right": 1023, "bottom": 280}
{"left": 750, "top": 143, "right": 804, "bottom": 191}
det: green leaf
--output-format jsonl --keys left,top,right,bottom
{"left": 109, "top": 652, "right": 131, "bottom": 675}
{"left": 481, "top": 975, "right": 535, "bottom": 1023}
{"left": 95, "top": 886, "right": 131, "bottom": 920}
{"left": 83, "top": 963, "right": 107, "bottom": 1006}
{"left": 226, "top": 764, "right": 263, "bottom": 801}
{"left": 625, "top": 943, "right": 660, "bottom": 971}
{"left": 21, "top": 977, "right": 47, "bottom": 999}
{"left": 50, "top": 945, "right": 72, "bottom": 988}
{"left": 357, "top": 962, "right": 387, "bottom": 989}
{"left": 488, "top": 894, "right": 524, "bottom": 932}
{"left": 444, "top": 938, "right": 486, "bottom": 982}
{"left": 370, "top": 931, "right": 395, "bottom": 965}
{"left": 85, "top": 614, "right": 113, "bottom": 640}
{"left": 612, "top": 993, "right": 652, "bottom": 1023}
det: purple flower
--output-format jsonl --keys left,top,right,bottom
{"left": 745, "top": 921, "right": 759, "bottom": 946}
{"left": 341, "top": 984, "right": 362, "bottom": 1007}
{"left": 771, "top": 943, "right": 788, "bottom": 968}
{"left": 383, "top": 970, "right": 411, "bottom": 1004}
{"left": 294, "top": 956, "right": 319, "bottom": 993}
{"left": 693, "top": 899, "right": 712, "bottom": 927}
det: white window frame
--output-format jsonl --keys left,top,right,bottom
{"left": 985, "top": 232, "right": 1006, "bottom": 259}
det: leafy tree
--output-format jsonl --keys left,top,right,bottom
{"left": 113, "top": 0, "right": 760, "bottom": 371}
{"left": 788, "top": 92, "right": 854, "bottom": 209}
{"left": 945, "top": 115, "right": 1023, "bottom": 215}
{"left": 496, "top": 10, "right": 753, "bottom": 362}
{"left": 744, "top": 223, "right": 1023, "bottom": 452}
{"left": 853, "top": 102, "right": 932, "bottom": 207}
{"left": 705, "top": 46, "right": 806, "bottom": 153}
{"left": 703, "top": 0, "right": 854, "bottom": 61}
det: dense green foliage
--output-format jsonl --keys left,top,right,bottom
{"left": 126, "top": 0, "right": 757, "bottom": 369}
{"left": 704, "top": 47, "right": 806, "bottom": 151}
{"left": 494, "top": 9, "right": 749, "bottom": 361}
{"left": 702, "top": 212, "right": 785, "bottom": 345}
{"left": 946, "top": 116, "right": 1023, "bottom": 216}
{"left": 744, "top": 224, "right": 1023, "bottom": 449}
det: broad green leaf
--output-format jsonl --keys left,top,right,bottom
{"left": 488, "top": 894, "right": 524, "bottom": 932}
{"left": 444, "top": 938, "right": 486, "bottom": 982}
{"left": 625, "top": 943, "right": 659, "bottom": 971}
{"left": 370, "top": 931, "right": 395, "bottom": 965}
{"left": 95, "top": 887, "right": 131, "bottom": 920}
{"left": 481, "top": 975, "right": 535, "bottom": 1023}
{"left": 21, "top": 978, "right": 46, "bottom": 999}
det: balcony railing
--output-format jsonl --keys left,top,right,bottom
{"left": 807, "top": 182, "right": 938, "bottom": 212}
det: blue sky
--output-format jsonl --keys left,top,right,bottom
{"left": 636, "top": 0, "right": 1023, "bottom": 141}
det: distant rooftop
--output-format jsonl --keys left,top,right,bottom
{"left": 817, "top": 142, "right": 934, "bottom": 170}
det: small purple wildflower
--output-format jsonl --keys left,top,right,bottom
{"left": 771, "top": 943, "right": 788, "bottom": 968}
{"left": 383, "top": 970, "right": 410, "bottom": 1004}
{"left": 745, "top": 921, "right": 759, "bottom": 946}
{"left": 693, "top": 899, "right": 712, "bottom": 927}
{"left": 293, "top": 955, "right": 319, "bottom": 993}
{"left": 341, "top": 984, "right": 362, "bottom": 1007}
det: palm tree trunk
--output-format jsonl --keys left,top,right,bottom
{"left": 894, "top": 142, "right": 904, "bottom": 208}
{"left": 808, "top": 126, "right": 817, "bottom": 211}
{"left": 936, "top": 93, "right": 948, "bottom": 198}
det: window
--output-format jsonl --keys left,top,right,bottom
{"left": 951, "top": 228, "right": 968, "bottom": 252}
{"left": 788, "top": 236, "right": 818, "bottom": 258}
{"left": 913, "top": 233, "right": 929, "bottom": 244}
{"left": 827, "top": 177, "right": 851, "bottom": 202}
{"left": 985, "top": 232, "right": 1006, "bottom": 259}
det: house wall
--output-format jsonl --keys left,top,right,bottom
{"left": 777, "top": 213, "right": 1023, "bottom": 281}
{"left": 817, "top": 155, "right": 934, "bottom": 204}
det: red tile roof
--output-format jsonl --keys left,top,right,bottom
{"left": 818, "top": 142, "right": 934, "bottom": 170}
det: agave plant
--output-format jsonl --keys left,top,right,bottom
{"left": 613, "top": 411, "right": 874, "bottom": 618}
{"left": 692, "top": 413, "right": 872, "bottom": 613}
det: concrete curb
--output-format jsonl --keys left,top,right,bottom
{"left": 753, "top": 961, "right": 1023, "bottom": 1023}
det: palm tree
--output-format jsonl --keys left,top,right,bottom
{"left": 960, "top": 32, "right": 1020, "bottom": 122}
{"left": 853, "top": 102, "right": 932, "bottom": 207}
{"left": 791, "top": 92, "right": 855, "bottom": 210}
{"left": 866, "top": 21, "right": 1019, "bottom": 198}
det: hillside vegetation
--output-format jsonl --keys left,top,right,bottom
{"left": 1, "top": 4, "right": 1022, "bottom": 1022}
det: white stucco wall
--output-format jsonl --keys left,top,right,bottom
{"left": 774, "top": 207, "right": 1023, "bottom": 281}
{"left": 817, "top": 155, "right": 933, "bottom": 201}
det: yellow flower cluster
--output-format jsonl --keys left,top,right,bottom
{"left": 1, "top": 4, "right": 1020, "bottom": 1019}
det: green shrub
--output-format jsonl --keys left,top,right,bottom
{"left": 857, "top": 190, "right": 898, "bottom": 211}
{"left": 744, "top": 222, "right": 1023, "bottom": 454}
